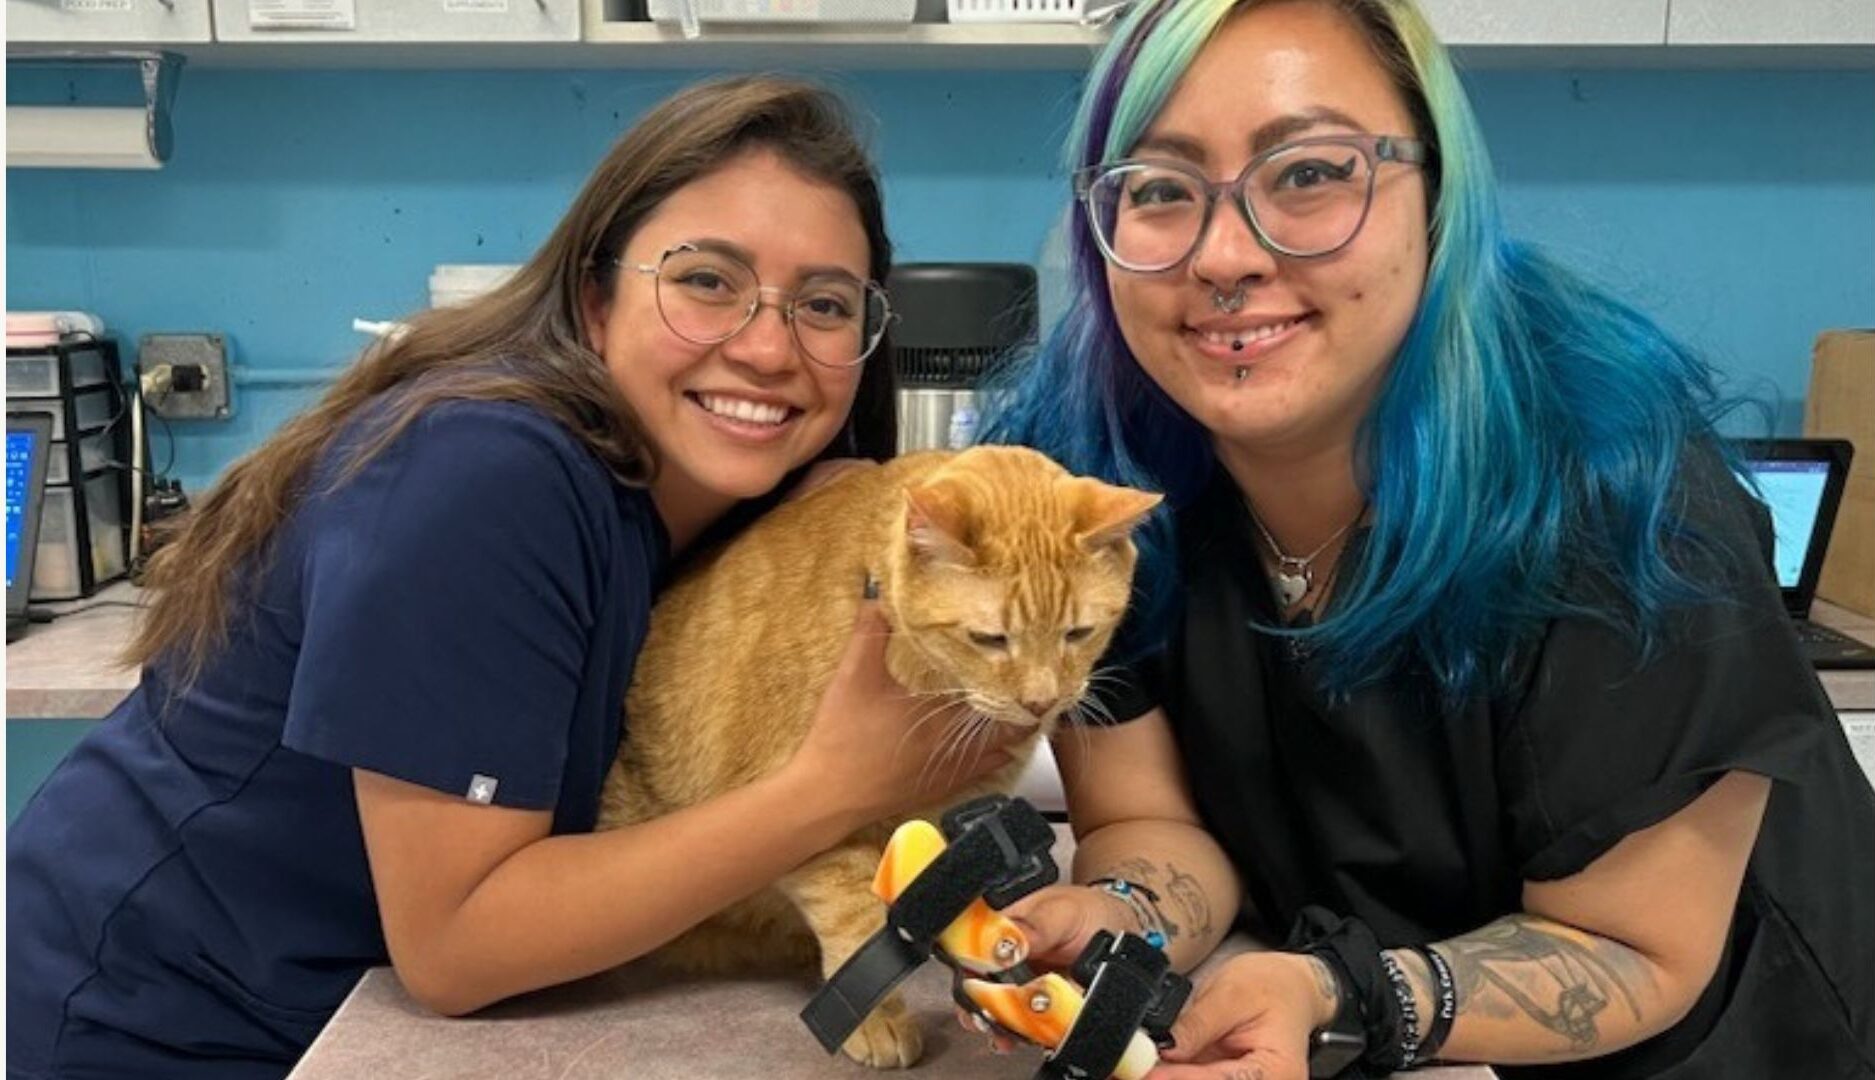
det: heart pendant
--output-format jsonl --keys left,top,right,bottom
{"left": 1275, "top": 569, "right": 1309, "bottom": 607}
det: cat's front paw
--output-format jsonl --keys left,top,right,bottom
{"left": 840, "top": 996, "right": 923, "bottom": 1069}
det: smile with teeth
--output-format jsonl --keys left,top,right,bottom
{"left": 1200, "top": 317, "right": 1303, "bottom": 349}
{"left": 692, "top": 392, "right": 797, "bottom": 427}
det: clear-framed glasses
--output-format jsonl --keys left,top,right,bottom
{"left": 619, "top": 242, "right": 892, "bottom": 370}
{"left": 1073, "top": 134, "right": 1429, "bottom": 272}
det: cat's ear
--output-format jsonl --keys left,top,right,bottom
{"left": 903, "top": 480, "right": 977, "bottom": 567}
{"left": 1064, "top": 479, "right": 1163, "bottom": 553}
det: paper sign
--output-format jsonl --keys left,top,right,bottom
{"left": 1844, "top": 713, "right": 1875, "bottom": 791}
{"left": 248, "top": 0, "right": 356, "bottom": 30}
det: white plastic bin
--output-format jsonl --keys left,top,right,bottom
{"left": 31, "top": 473, "right": 127, "bottom": 601}
{"left": 5, "top": 350, "right": 111, "bottom": 398}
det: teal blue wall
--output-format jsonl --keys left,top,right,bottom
{"left": 7, "top": 721, "right": 93, "bottom": 822}
{"left": 8, "top": 67, "right": 1875, "bottom": 498}
{"left": 5, "top": 64, "right": 1874, "bottom": 816}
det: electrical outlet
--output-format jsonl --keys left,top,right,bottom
{"left": 140, "top": 333, "right": 233, "bottom": 420}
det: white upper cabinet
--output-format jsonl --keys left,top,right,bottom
{"left": 1416, "top": 0, "right": 1668, "bottom": 46}
{"left": 1668, "top": 0, "right": 1875, "bottom": 45}
{"left": 209, "top": 0, "right": 579, "bottom": 42}
{"left": 7, "top": 0, "right": 213, "bottom": 43}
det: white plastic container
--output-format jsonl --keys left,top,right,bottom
{"left": 5, "top": 348, "right": 111, "bottom": 398}
{"left": 5, "top": 394, "right": 116, "bottom": 441}
{"left": 31, "top": 473, "right": 127, "bottom": 602}
{"left": 428, "top": 264, "right": 522, "bottom": 309}
{"left": 947, "top": 0, "right": 1081, "bottom": 23}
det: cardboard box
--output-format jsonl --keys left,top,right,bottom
{"left": 1805, "top": 329, "right": 1875, "bottom": 617}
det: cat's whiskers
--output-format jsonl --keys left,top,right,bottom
{"left": 898, "top": 697, "right": 967, "bottom": 771}
{"left": 949, "top": 710, "right": 1002, "bottom": 786}
{"left": 1064, "top": 697, "right": 1113, "bottom": 760}
{"left": 894, "top": 682, "right": 983, "bottom": 766}
{"left": 922, "top": 707, "right": 987, "bottom": 792}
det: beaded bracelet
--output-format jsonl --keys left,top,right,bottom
{"left": 1378, "top": 950, "right": 1423, "bottom": 1066}
{"left": 1087, "top": 877, "right": 1169, "bottom": 951}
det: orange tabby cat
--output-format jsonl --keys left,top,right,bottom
{"left": 596, "top": 444, "right": 1159, "bottom": 1068}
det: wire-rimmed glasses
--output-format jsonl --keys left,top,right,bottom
{"left": 1074, "top": 134, "right": 1429, "bottom": 271}
{"left": 619, "top": 242, "right": 893, "bottom": 369}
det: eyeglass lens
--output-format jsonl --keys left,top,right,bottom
{"left": 1085, "top": 141, "right": 1378, "bottom": 269}
{"left": 653, "top": 247, "right": 888, "bottom": 367}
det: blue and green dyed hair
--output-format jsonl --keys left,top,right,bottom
{"left": 979, "top": 0, "right": 1736, "bottom": 701}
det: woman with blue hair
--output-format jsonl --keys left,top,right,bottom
{"left": 979, "top": 1, "right": 1875, "bottom": 1076}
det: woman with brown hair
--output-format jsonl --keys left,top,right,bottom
{"left": 7, "top": 76, "right": 1007, "bottom": 1079}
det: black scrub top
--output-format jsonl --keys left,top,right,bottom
{"left": 1096, "top": 453, "right": 1875, "bottom": 1079}
{"left": 7, "top": 400, "right": 669, "bottom": 1079}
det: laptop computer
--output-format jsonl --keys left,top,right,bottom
{"left": 1738, "top": 438, "right": 1875, "bottom": 670}
{"left": 7, "top": 411, "right": 55, "bottom": 643}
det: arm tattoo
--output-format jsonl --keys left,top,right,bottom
{"left": 1306, "top": 954, "right": 1339, "bottom": 1004}
{"left": 1163, "top": 864, "right": 1215, "bottom": 940}
{"left": 1089, "top": 857, "right": 1214, "bottom": 942}
{"left": 1440, "top": 915, "right": 1650, "bottom": 1052}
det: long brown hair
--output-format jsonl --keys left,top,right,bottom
{"left": 128, "top": 75, "right": 900, "bottom": 681}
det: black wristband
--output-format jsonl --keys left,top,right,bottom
{"left": 1284, "top": 907, "right": 1408, "bottom": 1075}
{"left": 1379, "top": 951, "right": 1422, "bottom": 1065}
{"left": 1408, "top": 945, "right": 1457, "bottom": 1063}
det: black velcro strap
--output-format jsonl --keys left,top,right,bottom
{"left": 802, "top": 796, "right": 1058, "bottom": 1054}
{"left": 800, "top": 930, "right": 924, "bottom": 1054}
{"left": 1041, "top": 932, "right": 1184, "bottom": 1080}
{"left": 941, "top": 795, "right": 1059, "bottom": 909}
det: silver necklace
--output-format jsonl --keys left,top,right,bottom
{"left": 1244, "top": 501, "right": 1362, "bottom": 608}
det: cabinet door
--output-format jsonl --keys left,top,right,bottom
{"left": 1416, "top": 0, "right": 1667, "bottom": 46}
{"left": 1669, "top": 0, "right": 1875, "bottom": 45}
{"left": 210, "top": 0, "right": 580, "bottom": 42}
{"left": 6, "top": 0, "right": 212, "bottom": 42}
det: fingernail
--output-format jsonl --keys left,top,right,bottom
{"left": 862, "top": 574, "right": 879, "bottom": 600}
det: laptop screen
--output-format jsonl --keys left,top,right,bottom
{"left": 7, "top": 424, "right": 46, "bottom": 600}
{"left": 1746, "top": 458, "right": 1833, "bottom": 590}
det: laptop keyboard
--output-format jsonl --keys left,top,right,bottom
{"left": 1796, "top": 620, "right": 1875, "bottom": 659}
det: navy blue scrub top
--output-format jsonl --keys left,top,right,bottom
{"left": 7, "top": 399, "right": 669, "bottom": 1079}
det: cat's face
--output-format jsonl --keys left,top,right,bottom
{"left": 886, "top": 447, "right": 1162, "bottom": 732}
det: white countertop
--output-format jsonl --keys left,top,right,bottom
{"left": 289, "top": 827, "right": 1499, "bottom": 1080}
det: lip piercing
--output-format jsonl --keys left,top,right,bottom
{"left": 1234, "top": 366, "right": 1249, "bottom": 381}
{"left": 1212, "top": 288, "right": 1247, "bottom": 314}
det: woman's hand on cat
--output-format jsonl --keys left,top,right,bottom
{"left": 789, "top": 596, "right": 1025, "bottom": 828}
